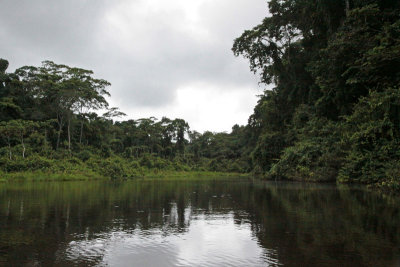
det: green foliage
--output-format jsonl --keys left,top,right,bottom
{"left": 234, "top": 0, "right": 400, "bottom": 189}
{"left": 339, "top": 88, "right": 400, "bottom": 186}
{"left": 75, "top": 149, "right": 93, "bottom": 162}
{"left": 88, "top": 157, "right": 131, "bottom": 178}
{"left": 269, "top": 107, "right": 345, "bottom": 181}
{"left": 0, "top": 58, "right": 250, "bottom": 178}
{"left": 0, "top": 155, "right": 52, "bottom": 172}
{"left": 2, "top": 0, "right": 399, "bottom": 188}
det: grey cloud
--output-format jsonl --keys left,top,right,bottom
{"left": 1, "top": 0, "right": 112, "bottom": 69}
{"left": 0, "top": 0, "right": 267, "bottom": 110}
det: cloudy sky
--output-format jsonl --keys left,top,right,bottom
{"left": 1, "top": 0, "right": 268, "bottom": 132}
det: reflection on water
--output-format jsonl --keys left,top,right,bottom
{"left": 63, "top": 213, "right": 275, "bottom": 267}
{"left": 0, "top": 179, "right": 399, "bottom": 266}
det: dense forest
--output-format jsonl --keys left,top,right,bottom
{"left": 232, "top": 0, "right": 400, "bottom": 188}
{"left": 1, "top": 0, "right": 400, "bottom": 189}
{"left": 0, "top": 59, "right": 249, "bottom": 178}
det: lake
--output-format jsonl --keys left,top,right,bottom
{"left": 0, "top": 178, "right": 399, "bottom": 266}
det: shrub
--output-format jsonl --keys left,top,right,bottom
{"left": 338, "top": 89, "right": 400, "bottom": 185}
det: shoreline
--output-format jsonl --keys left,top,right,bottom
{"left": 1, "top": 169, "right": 397, "bottom": 193}
{"left": 0, "top": 170, "right": 250, "bottom": 182}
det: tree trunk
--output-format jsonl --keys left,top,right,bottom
{"left": 21, "top": 135, "right": 25, "bottom": 159}
{"left": 67, "top": 118, "right": 71, "bottom": 155}
{"left": 79, "top": 120, "right": 84, "bottom": 144}
{"left": 44, "top": 128, "right": 47, "bottom": 150}
{"left": 8, "top": 138, "right": 11, "bottom": 160}
{"left": 345, "top": 0, "right": 350, "bottom": 16}
{"left": 56, "top": 116, "right": 63, "bottom": 150}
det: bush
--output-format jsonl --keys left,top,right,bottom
{"left": 338, "top": 89, "right": 400, "bottom": 185}
{"left": 87, "top": 157, "right": 128, "bottom": 178}
{"left": 139, "top": 154, "right": 154, "bottom": 169}
{"left": 269, "top": 117, "right": 344, "bottom": 182}
{"left": 75, "top": 150, "right": 93, "bottom": 162}
{"left": 0, "top": 154, "right": 52, "bottom": 172}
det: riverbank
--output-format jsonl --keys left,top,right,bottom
{"left": 0, "top": 153, "right": 250, "bottom": 182}
{"left": 0, "top": 169, "right": 248, "bottom": 182}
{"left": 260, "top": 173, "right": 400, "bottom": 193}
{"left": 1, "top": 155, "right": 397, "bottom": 193}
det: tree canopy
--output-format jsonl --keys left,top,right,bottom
{"left": 232, "top": 0, "right": 400, "bottom": 188}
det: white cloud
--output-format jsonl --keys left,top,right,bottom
{"left": 118, "top": 82, "right": 260, "bottom": 132}
{"left": 0, "top": 0, "right": 268, "bottom": 132}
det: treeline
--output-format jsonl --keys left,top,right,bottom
{"left": 233, "top": 0, "right": 400, "bottom": 188}
{"left": 2, "top": 0, "right": 399, "bottom": 186}
{"left": 0, "top": 60, "right": 248, "bottom": 177}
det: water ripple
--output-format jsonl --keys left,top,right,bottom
{"left": 56, "top": 212, "right": 278, "bottom": 266}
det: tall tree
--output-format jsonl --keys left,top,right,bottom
{"left": 15, "top": 61, "right": 111, "bottom": 152}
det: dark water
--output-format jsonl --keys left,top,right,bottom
{"left": 0, "top": 178, "right": 399, "bottom": 267}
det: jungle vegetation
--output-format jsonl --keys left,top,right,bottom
{"left": 232, "top": 0, "right": 400, "bottom": 188}
{"left": 0, "top": 60, "right": 249, "bottom": 179}
{"left": 1, "top": 0, "right": 399, "bottom": 188}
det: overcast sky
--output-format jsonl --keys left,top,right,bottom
{"left": 0, "top": 0, "right": 268, "bottom": 132}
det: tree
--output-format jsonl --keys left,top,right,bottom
{"left": 102, "top": 107, "right": 126, "bottom": 120}
{"left": 172, "top": 119, "right": 189, "bottom": 157}
{"left": 232, "top": 0, "right": 400, "bottom": 184}
{"left": 15, "top": 61, "right": 111, "bottom": 152}
{"left": 0, "top": 59, "right": 9, "bottom": 90}
{"left": 0, "top": 59, "right": 22, "bottom": 121}
{"left": 0, "top": 121, "right": 17, "bottom": 160}
{"left": 68, "top": 67, "right": 111, "bottom": 145}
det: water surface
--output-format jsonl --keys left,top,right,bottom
{"left": 0, "top": 178, "right": 399, "bottom": 266}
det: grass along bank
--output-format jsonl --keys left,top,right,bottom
{"left": 0, "top": 170, "right": 248, "bottom": 182}
{"left": 0, "top": 153, "right": 249, "bottom": 182}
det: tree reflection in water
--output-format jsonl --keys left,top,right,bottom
{"left": 0, "top": 179, "right": 399, "bottom": 266}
